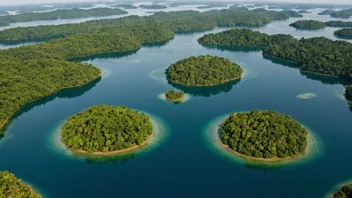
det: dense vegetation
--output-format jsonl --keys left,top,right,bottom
{"left": 0, "top": 8, "right": 127, "bottom": 26}
{"left": 331, "top": 9, "right": 352, "bottom": 18}
{"left": 165, "top": 90, "right": 184, "bottom": 100}
{"left": 318, "top": 9, "right": 336, "bottom": 15}
{"left": 197, "top": 4, "right": 227, "bottom": 9}
{"left": 61, "top": 105, "right": 153, "bottom": 153}
{"left": 0, "top": 171, "right": 41, "bottom": 198}
{"left": 325, "top": 21, "right": 352, "bottom": 28}
{"left": 138, "top": 5, "right": 167, "bottom": 9}
{"left": 280, "top": 10, "right": 303, "bottom": 18}
{"left": 220, "top": 110, "right": 308, "bottom": 159}
{"left": 346, "top": 86, "right": 352, "bottom": 101}
{"left": 298, "top": 10, "right": 310, "bottom": 13}
{"left": 334, "top": 28, "right": 352, "bottom": 39}
{"left": 166, "top": 55, "right": 243, "bottom": 86}
{"left": 0, "top": 9, "right": 292, "bottom": 41}
{"left": 113, "top": 4, "right": 137, "bottom": 9}
{"left": 289, "top": 20, "right": 327, "bottom": 30}
{"left": 0, "top": 21, "right": 9, "bottom": 26}
{"left": 334, "top": 184, "right": 352, "bottom": 198}
{"left": 228, "top": 6, "right": 249, "bottom": 11}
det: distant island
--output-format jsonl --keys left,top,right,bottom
{"left": 334, "top": 28, "right": 352, "bottom": 39}
{"left": 0, "top": 171, "right": 41, "bottom": 198}
{"left": 61, "top": 105, "right": 153, "bottom": 154}
{"left": 289, "top": 20, "right": 327, "bottom": 30}
{"left": 331, "top": 8, "right": 352, "bottom": 18}
{"left": 197, "top": 4, "right": 227, "bottom": 9}
{"left": 280, "top": 10, "right": 303, "bottom": 18}
{"left": 165, "top": 90, "right": 185, "bottom": 102}
{"left": 166, "top": 55, "right": 243, "bottom": 86}
{"left": 325, "top": 21, "right": 352, "bottom": 28}
{"left": 318, "top": 9, "right": 336, "bottom": 15}
{"left": 298, "top": 10, "right": 310, "bottom": 14}
{"left": 139, "top": 5, "right": 167, "bottom": 9}
{"left": 113, "top": 4, "right": 137, "bottom": 9}
{"left": 334, "top": 184, "right": 352, "bottom": 198}
{"left": 0, "top": 8, "right": 127, "bottom": 26}
{"left": 346, "top": 86, "right": 352, "bottom": 102}
{"left": 219, "top": 110, "right": 308, "bottom": 160}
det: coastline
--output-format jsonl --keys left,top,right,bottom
{"left": 165, "top": 96, "right": 185, "bottom": 102}
{"left": 158, "top": 93, "right": 190, "bottom": 103}
{"left": 0, "top": 72, "right": 102, "bottom": 130}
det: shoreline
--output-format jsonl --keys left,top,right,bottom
{"left": 0, "top": 72, "right": 102, "bottom": 130}
{"left": 165, "top": 96, "right": 185, "bottom": 102}
{"left": 167, "top": 72, "right": 243, "bottom": 87}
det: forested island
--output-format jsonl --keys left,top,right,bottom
{"left": 331, "top": 8, "right": 352, "bottom": 18}
{"left": 318, "top": 9, "right": 336, "bottom": 15}
{"left": 219, "top": 110, "right": 308, "bottom": 160}
{"left": 165, "top": 90, "right": 185, "bottom": 101}
{"left": 346, "top": 86, "right": 352, "bottom": 102}
{"left": 334, "top": 28, "right": 352, "bottom": 39}
{"left": 334, "top": 184, "right": 352, "bottom": 198}
{"left": 61, "top": 105, "right": 153, "bottom": 154}
{"left": 166, "top": 55, "right": 243, "bottom": 86}
{"left": 139, "top": 5, "right": 167, "bottom": 9}
{"left": 0, "top": 8, "right": 127, "bottom": 26}
{"left": 113, "top": 4, "right": 137, "bottom": 9}
{"left": 280, "top": 10, "right": 303, "bottom": 17}
{"left": 198, "top": 28, "right": 352, "bottom": 98}
{"left": 289, "top": 20, "right": 326, "bottom": 30}
{"left": 298, "top": 10, "right": 310, "bottom": 14}
{"left": 197, "top": 4, "right": 227, "bottom": 9}
{"left": 325, "top": 21, "right": 352, "bottom": 28}
{"left": 0, "top": 171, "right": 41, "bottom": 198}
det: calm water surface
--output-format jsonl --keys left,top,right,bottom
{"left": 0, "top": 7, "right": 351, "bottom": 198}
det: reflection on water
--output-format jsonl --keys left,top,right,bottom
{"left": 67, "top": 49, "right": 140, "bottom": 62}
{"left": 142, "top": 38, "right": 174, "bottom": 48}
{"left": 168, "top": 79, "right": 241, "bottom": 97}
{"left": 0, "top": 77, "right": 101, "bottom": 141}
{"left": 300, "top": 71, "right": 349, "bottom": 86}
{"left": 263, "top": 55, "right": 301, "bottom": 69}
{"left": 200, "top": 44, "right": 263, "bottom": 53}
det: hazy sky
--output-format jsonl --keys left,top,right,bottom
{"left": 0, "top": 0, "right": 352, "bottom": 6}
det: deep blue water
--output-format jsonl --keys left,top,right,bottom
{"left": 0, "top": 7, "right": 351, "bottom": 198}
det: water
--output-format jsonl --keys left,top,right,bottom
{"left": 0, "top": 7, "right": 352, "bottom": 198}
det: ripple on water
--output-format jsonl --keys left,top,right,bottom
{"left": 149, "top": 67, "right": 168, "bottom": 84}
{"left": 203, "top": 113, "right": 323, "bottom": 170}
{"left": 157, "top": 93, "right": 191, "bottom": 103}
{"left": 47, "top": 111, "right": 169, "bottom": 163}
{"left": 296, "top": 93, "right": 317, "bottom": 99}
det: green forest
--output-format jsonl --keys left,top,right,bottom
{"left": 0, "top": 9, "right": 294, "bottom": 41}
{"left": 166, "top": 55, "right": 243, "bottom": 86}
{"left": 0, "top": 171, "right": 41, "bottom": 198}
{"left": 289, "top": 20, "right": 326, "bottom": 30}
{"left": 331, "top": 8, "right": 352, "bottom": 18}
{"left": 334, "top": 28, "right": 352, "bottom": 39}
{"left": 346, "top": 86, "right": 352, "bottom": 101}
{"left": 61, "top": 105, "right": 153, "bottom": 153}
{"left": 280, "top": 10, "right": 303, "bottom": 18}
{"left": 334, "top": 184, "right": 352, "bottom": 198}
{"left": 220, "top": 110, "right": 308, "bottom": 159}
{"left": 198, "top": 28, "right": 352, "bottom": 95}
{"left": 113, "top": 4, "right": 137, "bottom": 9}
{"left": 325, "top": 21, "right": 352, "bottom": 28}
{"left": 0, "top": 8, "right": 127, "bottom": 26}
{"left": 318, "top": 9, "right": 336, "bottom": 15}
{"left": 165, "top": 90, "right": 185, "bottom": 100}
{"left": 298, "top": 10, "right": 310, "bottom": 13}
{"left": 138, "top": 5, "right": 167, "bottom": 9}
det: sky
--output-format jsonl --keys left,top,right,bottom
{"left": 0, "top": 0, "right": 351, "bottom": 6}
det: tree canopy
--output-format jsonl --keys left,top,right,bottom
{"left": 0, "top": 171, "right": 41, "bottom": 198}
{"left": 346, "top": 86, "right": 352, "bottom": 101}
{"left": 318, "top": 9, "right": 336, "bottom": 15}
{"left": 325, "top": 21, "right": 352, "bottom": 28}
{"left": 334, "top": 184, "right": 352, "bottom": 198}
{"left": 0, "top": 8, "right": 127, "bottom": 26}
{"left": 334, "top": 28, "right": 352, "bottom": 39}
{"left": 220, "top": 110, "right": 308, "bottom": 159}
{"left": 113, "top": 4, "right": 137, "bottom": 9}
{"left": 280, "top": 10, "right": 303, "bottom": 18}
{"left": 289, "top": 20, "right": 327, "bottom": 30}
{"left": 165, "top": 90, "right": 184, "bottom": 100}
{"left": 331, "top": 9, "right": 352, "bottom": 18}
{"left": 61, "top": 105, "right": 153, "bottom": 153}
{"left": 166, "top": 55, "right": 243, "bottom": 86}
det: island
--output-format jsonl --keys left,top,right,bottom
{"left": 0, "top": 171, "right": 41, "bottom": 198}
{"left": 334, "top": 184, "right": 352, "bottom": 198}
{"left": 280, "top": 10, "right": 303, "bottom": 18}
{"left": 61, "top": 105, "right": 153, "bottom": 154}
{"left": 219, "top": 110, "right": 308, "bottom": 160}
{"left": 289, "top": 20, "right": 327, "bottom": 30}
{"left": 298, "top": 10, "right": 310, "bottom": 14}
{"left": 0, "top": 8, "right": 127, "bottom": 26}
{"left": 138, "top": 5, "right": 167, "bottom": 9}
{"left": 325, "top": 21, "right": 352, "bottom": 28}
{"left": 0, "top": 20, "right": 10, "bottom": 27}
{"left": 318, "top": 9, "right": 336, "bottom": 15}
{"left": 331, "top": 8, "right": 352, "bottom": 18}
{"left": 346, "top": 86, "right": 352, "bottom": 102}
{"left": 334, "top": 28, "right": 352, "bottom": 39}
{"left": 197, "top": 4, "right": 227, "bottom": 9}
{"left": 113, "top": 4, "right": 137, "bottom": 9}
{"left": 165, "top": 90, "right": 185, "bottom": 102}
{"left": 165, "top": 55, "right": 243, "bottom": 86}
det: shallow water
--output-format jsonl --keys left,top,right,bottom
{"left": 0, "top": 6, "right": 352, "bottom": 198}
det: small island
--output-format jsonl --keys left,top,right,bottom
{"left": 346, "top": 86, "right": 352, "bottom": 102}
{"left": 318, "top": 9, "right": 336, "bottom": 15}
{"left": 289, "top": 20, "right": 327, "bottom": 30}
{"left": 331, "top": 8, "right": 352, "bottom": 19}
{"left": 334, "top": 184, "right": 352, "bottom": 198}
{"left": 280, "top": 10, "right": 303, "bottom": 18}
{"left": 113, "top": 4, "right": 137, "bottom": 9}
{"left": 325, "top": 21, "right": 352, "bottom": 28}
{"left": 165, "top": 90, "right": 185, "bottom": 102}
{"left": 61, "top": 105, "right": 153, "bottom": 154}
{"left": 138, "top": 5, "right": 167, "bottom": 9}
{"left": 219, "top": 110, "right": 308, "bottom": 161}
{"left": 298, "top": 10, "right": 310, "bottom": 14}
{"left": 334, "top": 28, "right": 352, "bottom": 39}
{"left": 166, "top": 55, "right": 243, "bottom": 86}
{"left": 0, "top": 171, "right": 41, "bottom": 198}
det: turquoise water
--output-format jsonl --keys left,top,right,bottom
{"left": 0, "top": 7, "right": 352, "bottom": 198}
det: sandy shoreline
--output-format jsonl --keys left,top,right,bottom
{"left": 165, "top": 96, "right": 185, "bottom": 102}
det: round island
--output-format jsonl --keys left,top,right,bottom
{"left": 61, "top": 105, "right": 153, "bottom": 155}
{"left": 164, "top": 90, "right": 185, "bottom": 102}
{"left": 166, "top": 55, "right": 243, "bottom": 86}
{"left": 0, "top": 171, "right": 41, "bottom": 198}
{"left": 219, "top": 110, "right": 308, "bottom": 161}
